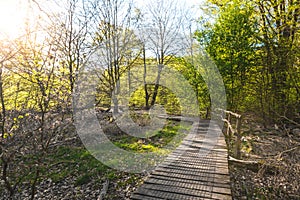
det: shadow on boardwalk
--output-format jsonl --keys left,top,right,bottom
{"left": 131, "top": 118, "right": 232, "bottom": 200}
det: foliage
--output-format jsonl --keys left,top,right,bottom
{"left": 195, "top": 0, "right": 256, "bottom": 111}
{"left": 196, "top": 0, "right": 300, "bottom": 123}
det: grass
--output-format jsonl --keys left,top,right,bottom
{"left": 113, "top": 120, "right": 191, "bottom": 153}
{"left": 44, "top": 146, "right": 111, "bottom": 185}
{"left": 44, "top": 120, "right": 191, "bottom": 185}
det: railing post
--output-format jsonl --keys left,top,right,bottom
{"left": 217, "top": 108, "right": 242, "bottom": 158}
{"left": 226, "top": 114, "right": 231, "bottom": 149}
{"left": 227, "top": 114, "right": 231, "bottom": 137}
{"left": 235, "top": 116, "right": 242, "bottom": 159}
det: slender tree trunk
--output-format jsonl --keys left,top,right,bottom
{"left": 0, "top": 62, "right": 6, "bottom": 138}
{"left": 30, "top": 168, "right": 40, "bottom": 200}
{"left": 128, "top": 67, "right": 131, "bottom": 93}
{"left": 1, "top": 157, "right": 14, "bottom": 196}
{"left": 143, "top": 46, "right": 150, "bottom": 109}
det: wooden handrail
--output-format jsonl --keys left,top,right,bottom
{"left": 216, "top": 108, "right": 242, "bottom": 159}
{"left": 216, "top": 108, "right": 242, "bottom": 118}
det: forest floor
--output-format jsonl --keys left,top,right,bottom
{"left": 0, "top": 112, "right": 190, "bottom": 200}
{"left": 1, "top": 112, "right": 299, "bottom": 199}
{"left": 229, "top": 114, "right": 300, "bottom": 199}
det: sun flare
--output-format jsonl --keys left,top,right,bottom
{"left": 0, "top": 0, "right": 28, "bottom": 39}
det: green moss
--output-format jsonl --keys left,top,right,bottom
{"left": 75, "top": 174, "right": 92, "bottom": 186}
{"left": 49, "top": 170, "right": 70, "bottom": 183}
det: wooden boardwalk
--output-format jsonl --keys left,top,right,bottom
{"left": 131, "top": 119, "right": 232, "bottom": 200}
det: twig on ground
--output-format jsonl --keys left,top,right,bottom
{"left": 98, "top": 179, "right": 109, "bottom": 200}
{"left": 275, "top": 145, "right": 300, "bottom": 160}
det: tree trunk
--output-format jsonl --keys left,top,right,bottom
{"left": 143, "top": 46, "right": 150, "bottom": 109}
{"left": 0, "top": 62, "right": 6, "bottom": 138}
{"left": 150, "top": 64, "right": 163, "bottom": 107}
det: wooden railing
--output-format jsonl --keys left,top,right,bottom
{"left": 216, "top": 108, "right": 242, "bottom": 159}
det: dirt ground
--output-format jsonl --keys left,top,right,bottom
{"left": 229, "top": 115, "right": 300, "bottom": 199}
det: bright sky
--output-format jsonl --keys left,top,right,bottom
{"left": 0, "top": 0, "right": 29, "bottom": 39}
{"left": 0, "top": 0, "right": 205, "bottom": 39}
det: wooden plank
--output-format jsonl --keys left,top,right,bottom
{"left": 130, "top": 193, "right": 165, "bottom": 200}
{"left": 130, "top": 120, "right": 232, "bottom": 200}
